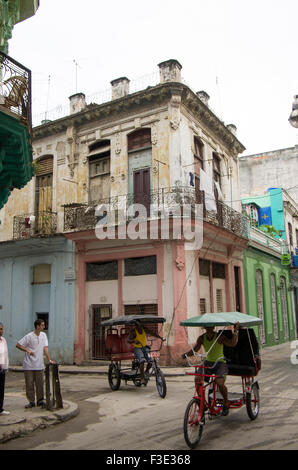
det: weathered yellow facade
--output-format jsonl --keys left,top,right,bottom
{"left": 0, "top": 60, "right": 244, "bottom": 242}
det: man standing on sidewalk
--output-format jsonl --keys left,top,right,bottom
{"left": 16, "top": 319, "right": 54, "bottom": 409}
{"left": 0, "top": 322, "right": 10, "bottom": 416}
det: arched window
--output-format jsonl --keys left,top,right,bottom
{"left": 127, "top": 129, "right": 152, "bottom": 217}
{"left": 88, "top": 140, "right": 111, "bottom": 202}
{"left": 127, "top": 128, "right": 151, "bottom": 151}
{"left": 270, "top": 273, "right": 279, "bottom": 341}
{"left": 288, "top": 222, "right": 293, "bottom": 248}
{"left": 35, "top": 155, "right": 53, "bottom": 214}
{"left": 280, "top": 276, "right": 289, "bottom": 341}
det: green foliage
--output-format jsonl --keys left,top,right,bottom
{"left": 259, "top": 224, "right": 279, "bottom": 237}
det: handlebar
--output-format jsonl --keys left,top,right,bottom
{"left": 183, "top": 352, "right": 206, "bottom": 367}
{"left": 147, "top": 336, "right": 167, "bottom": 352}
{"left": 184, "top": 354, "right": 225, "bottom": 370}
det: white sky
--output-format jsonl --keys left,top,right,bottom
{"left": 8, "top": 0, "right": 298, "bottom": 156}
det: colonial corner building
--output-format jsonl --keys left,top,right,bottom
{"left": 0, "top": 58, "right": 296, "bottom": 365}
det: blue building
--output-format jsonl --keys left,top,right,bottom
{"left": 0, "top": 236, "right": 75, "bottom": 364}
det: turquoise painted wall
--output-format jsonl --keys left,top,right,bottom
{"left": 242, "top": 188, "right": 286, "bottom": 240}
{"left": 244, "top": 247, "right": 295, "bottom": 346}
{"left": 269, "top": 188, "right": 286, "bottom": 241}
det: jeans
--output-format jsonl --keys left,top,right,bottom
{"left": 133, "top": 346, "right": 152, "bottom": 364}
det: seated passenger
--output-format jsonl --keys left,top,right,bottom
{"left": 127, "top": 320, "right": 164, "bottom": 385}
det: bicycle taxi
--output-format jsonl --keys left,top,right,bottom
{"left": 101, "top": 314, "right": 167, "bottom": 398}
{"left": 180, "top": 312, "right": 262, "bottom": 449}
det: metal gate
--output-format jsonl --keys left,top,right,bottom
{"left": 91, "top": 305, "right": 112, "bottom": 359}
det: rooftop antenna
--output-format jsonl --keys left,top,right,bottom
{"left": 215, "top": 74, "right": 223, "bottom": 119}
{"left": 73, "top": 59, "right": 81, "bottom": 93}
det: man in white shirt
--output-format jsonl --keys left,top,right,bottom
{"left": 0, "top": 322, "right": 10, "bottom": 416}
{"left": 16, "top": 319, "right": 54, "bottom": 408}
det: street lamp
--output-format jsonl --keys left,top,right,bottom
{"left": 289, "top": 95, "right": 298, "bottom": 128}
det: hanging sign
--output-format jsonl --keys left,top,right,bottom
{"left": 281, "top": 254, "right": 291, "bottom": 266}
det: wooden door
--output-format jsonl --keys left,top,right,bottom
{"left": 133, "top": 168, "right": 150, "bottom": 217}
{"left": 35, "top": 156, "right": 53, "bottom": 234}
{"left": 234, "top": 266, "right": 241, "bottom": 312}
{"left": 36, "top": 174, "right": 53, "bottom": 234}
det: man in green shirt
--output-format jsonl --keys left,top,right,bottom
{"left": 182, "top": 322, "right": 239, "bottom": 416}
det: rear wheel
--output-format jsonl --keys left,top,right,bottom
{"left": 155, "top": 368, "right": 167, "bottom": 398}
{"left": 246, "top": 382, "right": 259, "bottom": 420}
{"left": 108, "top": 363, "right": 121, "bottom": 391}
{"left": 183, "top": 398, "right": 204, "bottom": 449}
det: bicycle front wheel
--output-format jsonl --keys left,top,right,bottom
{"left": 183, "top": 398, "right": 204, "bottom": 449}
{"left": 155, "top": 368, "right": 167, "bottom": 398}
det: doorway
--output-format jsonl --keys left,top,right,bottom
{"left": 234, "top": 266, "right": 241, "bottom": 312}
{"left": 91, "top": 305, "right": 112, "bottom": 359}
{"left": 133, "top": 167, "right": 151, "bottom": 217}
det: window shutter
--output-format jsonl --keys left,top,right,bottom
{"left": 35, "top": 156, "right": 53, "bottom": 176}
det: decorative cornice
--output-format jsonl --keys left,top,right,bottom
{"left": 32, "top": 81, "right": 245, "bottom": 155}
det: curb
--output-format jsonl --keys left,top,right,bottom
{"left": 9, "top": 367, "right": 186, "bottom": 377}
{"left": 0, "top": 400, "right": 79, "bottom": 444}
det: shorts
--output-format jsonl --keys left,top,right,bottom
{"left": 204, "top": 360, "right": 228, "bottom": 379}
{"left": 195, "top": 361, "right": 228, "bottom": 382}
{"left": 133, "top": 346, "right": 152, "bottom": 364}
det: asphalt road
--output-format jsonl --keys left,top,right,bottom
{"left": 1, "top": 342, "right": 298, "bottom": 451}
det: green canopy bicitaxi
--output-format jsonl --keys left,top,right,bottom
{"left": 180, "top": 312, "right": 262, "bottom": 328}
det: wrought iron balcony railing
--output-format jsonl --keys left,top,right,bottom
{"left": 0, "top": 50, "right": 32, "bottom": 132}
{"left": 13, "top": 212, "right": 58, "bottom": 240}
{"left": 63, "top": 186, "right": 248, "bottom": 239}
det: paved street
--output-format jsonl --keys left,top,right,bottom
{"left": 1, "top": 342, "right": 298, "bottom": 451}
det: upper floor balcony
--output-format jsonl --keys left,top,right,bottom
{"left": 63, "top": 186, "right": 249, "bottom": 240}
{"left": 0, "top": 50, "right": 32, "bottom": 133}
{"left": 13, "top": 211, "right": 58, "bottom": 240}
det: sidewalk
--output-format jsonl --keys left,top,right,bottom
{"left": 0, "top": 363, "right": 186, "bottom": 443}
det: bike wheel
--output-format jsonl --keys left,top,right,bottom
{"left": 108, "top": 363, "right": 121, "bottom": 391}
{"left": 246, "top": 382, "right": 259, "bottom": 420}
{"left": 155, "top": 368, "right": 166, "bottom": 398}
{"left": 184, "top": 398, "right": 204, "bottom": 449}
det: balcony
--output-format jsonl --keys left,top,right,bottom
{"left": 63, "top": 186, "right": 248, "bottom": 239}
{"left": 0, "top": 51, "right": 31, "bottom": 134}
{"left": 0, "top": 51, "right": 33, "bottom": 209}
{"left": 0, "top": 50, "right": 32, "bottom": 132}
{"left": 13, "top": 212, "right": 58, "bottom": 240}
